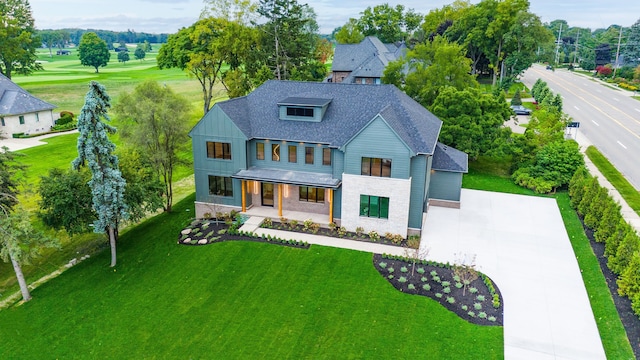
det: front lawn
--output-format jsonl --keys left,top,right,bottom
{"left": 0, "top": 194, "right": 503, "bottom": 359}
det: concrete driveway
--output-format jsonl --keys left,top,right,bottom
{"left": 421, "top": 189, "right": 606, "bottom": 359}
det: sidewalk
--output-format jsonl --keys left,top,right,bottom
{"left": 0, "top": 129, "right": 78, "bottom": 151}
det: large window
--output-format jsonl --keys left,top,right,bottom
{"left": 206, "top": 141, "right": 231, "bottom": 160}
{"left": 299, "top": 187, "right": 325, "bottom": 203}
{"left": 305, "top": 147, "right": 314, "bottom": 164}
{"left": 360, "top": 195, "right": 389, "bottom": 219}
{"left": 272, "top": 144, "right": 280, "bottom": 161}
{"left": 288, "top": 145, "right": 297, "bottom": 163}
{"left": 19, "top": 115, "right": 25, "bottom": 125}
{"left": 256, "top": 142, "right": 265, "bottom": 160}
{"left": 322, "top": 148, "right": 331, "bottom": 166}
{"left": 361, "top": 157, "right": 391, "bottom": 177}
{"left": 208, "top": 176, "right": 233, "bottom": 197}
{"left": 287, "top": 107, "right": 314, "bottom": 117}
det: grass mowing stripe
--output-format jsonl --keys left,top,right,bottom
{"left": 555, "top": 193, "right": 635, "bottom": 359}
{"left": 585, "top": 145, "right": 640, "bottom": 215}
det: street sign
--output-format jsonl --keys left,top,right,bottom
{"left": 568, "top": 122, "right": 580, "bottom": 128}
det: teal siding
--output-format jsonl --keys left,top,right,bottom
{"left": 191, "top": 106, "right": 248, "bottom": 206}
{"left": 429, "top": 171, "right": 463, "bottom": 201}
{"left": 408, "top": 155, "right": 428, "bottom": 229}
{"left": 342, "top": 116, "right": 412, "bottom": 179}
{"left": 249, "top": 140, "right": 333, "bottom": 174}
{"left": 332, "top": 150, "right": 344, "bottom": 180}
{"left": 425, "top": 155, "right": 433, "bottom": 199}
{"left": 333, "top": 188, "right": 342, "bottom": 219}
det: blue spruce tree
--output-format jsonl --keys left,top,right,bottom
{"left": 73, "top": 81, "right": 128, "bottom": 267}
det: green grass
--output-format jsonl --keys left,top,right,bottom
{"left": 463, "top": 166, "right": 634, "bottom": 359}
{"left": 585, "top": 146, "right": 640, "bottom": 215}
{"left": 0, "top": 194, "right": 503, "bottom": 359}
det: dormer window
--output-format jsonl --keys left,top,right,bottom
{"left": 286, "top": 107, "right": 314, "bottom": 117}
{"left": 278, "top": 96, "right": 332, "bottom": 122}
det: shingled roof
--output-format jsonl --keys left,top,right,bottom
{"left": 214, "top": 80, "right": 443, "bottom": 155}
{"left": 0, "top": 73, "right": 56, "bottom": 116}
{"left": 432, "top": 142, "right": 469, "bottom": 173}
{"left": 332, "top": 36, "right": 406, "bottom": 80}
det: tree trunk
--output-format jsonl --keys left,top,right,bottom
{"left": 108, "top": 225, "right": 117, "bottom": 267}
{"left": 11, "top": 255, "right": 31, "bottom": 302}
{"left": 492, "top": 40, "right": 503, "bottom": 86}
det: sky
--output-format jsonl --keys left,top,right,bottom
{"left": 28, "top": 0, "right": 640, "bottom": 35}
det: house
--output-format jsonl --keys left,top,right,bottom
{"left": 0, "top": 73, "right": 56, "bottom": 137}
{"left": 190, "top": 80, "right": 467, "bottom": 238}
{"left": 329, "top": 36, "right": 406, "bottom": 85}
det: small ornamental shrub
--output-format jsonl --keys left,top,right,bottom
{"left": 310, "top": 223, "right": 320, "bottom": 234}
{"left": 420, "top": 276, "right": 428, "bottom": 282}
{"left": 474, "top": 302, "right": 482, "bottom": 310}
{"left": 430, "top": 270, "right": 438, "bottom": 276}
{"left": 417, "top": 267, "right": 425, "bottom": 274}
{"left": 384, "top": 232, "right": 394, "bottom": 240}
{"left": 446, "top": 296, "right": 455, "bottom": 304}
{"left": 488, "top": 316, "right": 497, "bottom": 322}
{"left": 388, "top": 274, "right": 394, "bottom": 279}
{"left": 400, "top": 266, "right": 408, "bottom": 273}
{"left": 469, "top": 287, "right": 478, "bottom": 294}
{"left": 493, "top": 295, "right": 501, "bottom": 308}
{"left": 468, "top": 311, "right": 476, "bottom": 317}
{"left": 455, "top": 282, "right": 463, "bottom": 289}
{"left": 355, "top": 226, "right": 364, "bottom": 236}
{"left": 432, "top": 275, "right": 441, "bottom": 283}
{"left": 337, "top": 226, "right": 347, "bottom": 237}
{"left": 368, "top": 230, "right": 380, "bottom": 241}
{"left": 441, "top": 281, "right": 451, "bottom": 287}
{"left": 443, "top": 287, "right": 451, "bottom": 294}
{"left": 453, "top": 275, "right": 461, "bottom": 282}
{"left": 379, "top": 262, "right": 387, "bottom": 268}
{"left": 387, "top": 267, "right": 395, "bottom": 273}
{"left": 303, "top": 219, "right": 314, "bottom": 231}
{"left": 263, "top": 217, "right": 273, "bottom": 228}
{"left": 461, "top": 305, "right": 468, "bottom": 311}
{"left": 329, "top": 222, "right": 337, "bottom": 231}
{"left": 476, "top": 295, "right": 485, "bottom": 302}
{"left": 435, "top": 293, "right": 442, "bottom": 298}
{"left": 408, "top": 284, "right": 416, "bottom": 290}
{"left": 422, "top": 284, "right": 431, "bottom": 291}
{"left": 391, "top": 234, "right": 403, "bottom": 244}
{"left": 398, "top": 276, "right": 407, "bottom": 283}
{"left": 478, "top": 312, "right": 487, "bottom": 319}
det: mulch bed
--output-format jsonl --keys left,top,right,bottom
{"left": 582, "top": 221, "right": 640, "bottom": 358}
{"left": 372, "top": 254, "right": 503, "bottom": 326}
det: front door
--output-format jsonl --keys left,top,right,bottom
{"left": 262, "top": 183, "right": 274, "bottom": 207}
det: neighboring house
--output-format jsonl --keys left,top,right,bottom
{"left": 0, "top": 73, "right": 56, "bottom": 137}
{"left": 190, "top": 80, "right": 467, "bottom": 238}
{"left": 329, "top": 36, "right": 406, "bottom": 85}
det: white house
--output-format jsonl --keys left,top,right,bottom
{"left": 0, "top": 73, "right": 56, "bottom": 137}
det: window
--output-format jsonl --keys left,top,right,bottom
{"left": 256, "top": 142, "right": 265, "bottom": 160}
{"left": 0, "top": 117, "right": 4, "bottom": 126}
{"left": 305, "top": 147, "right": 314, "bottom": 164}
{"left": 360, "top": 195, "right": 389, "bottom": 219}
{"left": 208, "top": 176, "right": 233, "bottom": 197}
{"left": 206, "top": 141, "right": 231, "bottom": 160}
{"left": 299, "top": 187, "right": 325, "bottom": 203}
{"left": 322, "top": 148, "right": 331, "bottom": 166}
{"left": 374, "top": 78, "right": 381, "bottom": 85}
{"left": 36, "top": 113, "right": 40, "bottom": 122}
{"left": 272, "top": 144, "right": 280, "bottom": 161}
{"left": 286, "top": 107, "right": 314, "bottom": 117}
{"left": 360, "top": 78, "right": 366, "bottom": 84}
{"left": 361, "top": 157, "right": 391, "bottom": 177}
{"left": 19, "top": 115, "right": 25, "bottom": 125}
{"left": 288, "top": 145, "right": 297, "bottom": 163}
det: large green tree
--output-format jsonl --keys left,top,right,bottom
{"left": 622, "top": 18, "right": 640, "bottom": 67}
{"left": 0, "top": 0, "right": 41, "bottom": 79}
{"left": 114, "top": 80, "right": 191, "bottom": 212}
{"left": 383, "top": 36, "right": 477, "bottom": 107}
{"left": 73, "top": 81, "right": 128, "bottom": 268}
{"left": 429, "top": 86, "right": 512, "bottom": 159}
{"left": 334, "top": 18, "right": 364, "bottom": 44}
{"left": 355, "top": 3, "right": 421, "bottom": 43}
{"left": 78, "top": 32, "right": 111, "bottom": 73}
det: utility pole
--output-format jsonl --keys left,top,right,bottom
{"left": 554, "top": 23, "right": 563, "bottom": 66}
{"left": 613, "top": 26, "right": 623, "bottom": 78}
{"left": 573, "top": 30, "right": 580, "bottom": 66}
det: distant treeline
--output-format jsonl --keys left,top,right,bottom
{"left": 36, "top": 28, "right": 169, "bottom": 49}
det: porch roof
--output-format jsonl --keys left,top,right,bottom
{"left": 232, "top": 167, "right": 341, "bottom": 189}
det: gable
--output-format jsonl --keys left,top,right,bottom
{"left": 189, "top": 105, "right": 247, "bottom": 140}
{"left": 0, "top": 73, "right": 56, "bottom": 116}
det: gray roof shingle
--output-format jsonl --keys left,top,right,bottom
{"left": 331, "top": 36, "right": 406, "bottom": 79}
{"left": 0, "top": 73, "right": 56, "bottom": 116}
{"left": 213, "top": 80, "right": 443, "bottom": 155}
{"left": 432, "top": 142, "right": 469, "bottom": 173}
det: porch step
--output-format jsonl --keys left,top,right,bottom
{"left": 239, "top": 216, "right": 264, "bottom": 233}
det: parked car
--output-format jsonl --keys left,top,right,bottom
{"left": 511, "top": 105, "right": 532, "bottom": 115}
{"left": 546, "top": 65, "right": 553, "bottom": 70}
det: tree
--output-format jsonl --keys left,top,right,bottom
{"left": 117, "top": 149, "right": 164, "bottom": 222}
{"left": 0, "top": 148, "right": 23, "bottom": 211}
{"left": 429, "top": 86, "right": 512, "bottom": 159}
{"left": 134, "top": 44, "right": 146, "bottom": 60}
{"left": 201, "top": 0, "right": 258, "bottom": 24}
{"left": 114, "top": 80, "right": 191, "bottom": 212}
{"left": 73, "top": 81, "right": 128, "bottom": 267}
{"left": 0, "top": 206, "right": 59, "bottom": 302}
{"left": 356, "top": 3, "right": 419, "bottom": 43}
{"left": 40, "top": 30, "right": 62, "bottom": 58}
{"left": 0, "top": 0, "right": 42, "bottom": 79}
{"left": 609, "top": 231, "right": 640, "bottom": 275}
{"left": 334, "top": 18, "right": 364, "bottom": 44}
{"left": 383, "top": 36, "right": 477, "bottom": 107}
{"left": 38, "top": 168, "right": 95, "bottom": 235}
{"left": 78, "top": 32, "right": 111, "bottom": 73}
{"left": 510, "top": 90, "right": 522, "bottom": 106}
{"left": 117, "top": 51, "right": 130, "bottom": 64}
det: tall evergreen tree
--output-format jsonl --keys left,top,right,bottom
{"left": 73, "top": 81, "right": 128, "bottom": 267}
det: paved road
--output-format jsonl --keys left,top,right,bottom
{"left": 520, "top": 65, "right": 640, "bottom": 190}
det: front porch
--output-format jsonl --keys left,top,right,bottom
{"left": 241, "top": 206, "right": 333, "bottom": 227}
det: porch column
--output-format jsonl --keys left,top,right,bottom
{"left": 328, "top": 188, "right": 334, "bottom": 223}
{"left": 278, "top": 184, "right": 283, "bottom": 217}
{"left": 241, "top": 180, "right": 246, "bottom": 212}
